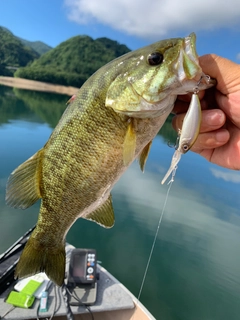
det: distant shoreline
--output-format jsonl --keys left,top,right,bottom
{"left": 0, "top": 76, "right": 79, "bottom": 96}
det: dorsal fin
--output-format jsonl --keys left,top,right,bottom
{"left": 123, "top": 119, "right": 136, "bottom": 166}
{"left": 138, "top": 141, "right": 152, "bottom": 172}
{"left": 84, "top": 194, "right": 115, "bottom": 228}
{"left": 6, "top": 149, "right": 43, "bottom": 209}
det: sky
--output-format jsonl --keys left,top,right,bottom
{"left": 1, "top": 0, "right": 240, "bottom": 62}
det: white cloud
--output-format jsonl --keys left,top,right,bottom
{"left": 237, "top": 53, "right": 240, "bottom": 60}
{"left": 210, "top": 167, "right": 240, "bottom": 183}
{"left": 64, "top": 0, "right": 240, "bottom": 40}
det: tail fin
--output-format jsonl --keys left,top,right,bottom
{"left": 15, "top": 237, "right": 66, "bottom": 286}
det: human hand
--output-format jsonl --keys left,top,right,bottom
{"left": 173, "top": 54, "right": 240, "bottom": 170}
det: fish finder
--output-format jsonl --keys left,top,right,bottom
{"left": 68, "top": 248, "right": 97, "bottom": 285}
{"left": 67, "top": 248, "right": 98, "bottom": 305}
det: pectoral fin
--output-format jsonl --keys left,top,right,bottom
{"left": 6, "top": 149, "right": 43, "bottom": 209}
{"left": 84, "top": 194, "right": 115, "bottom": 228}
{"left": 139, "top": 141, "right": 152, "bottom": 172}
{"left": 66, "top": 94, "right": 76, "bottom": 105}
{"left": 123, "top": 119, "right": 136, "bottom": 166}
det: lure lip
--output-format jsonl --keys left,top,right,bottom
{"left": 161, "top": 149, "right": 182, "bottom": 185}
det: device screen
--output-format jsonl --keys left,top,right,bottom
{"left": 72, "top": 255, "right": 86, "bottom": 278}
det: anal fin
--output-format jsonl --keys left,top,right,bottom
{"left": 84, "top": 194, "right": 115, "bottom": 228}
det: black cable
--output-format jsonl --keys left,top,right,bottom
{"left": 71, "top": 288, "right": 94, "bottom": 320}
{"left": 49, "top": 285, "right": 58, "bottom": 320}
{"left": 56, "top": 285, "right": 63, "bottom": 313}
{"left": 65, "top": 286, "right": 94, "bottom": 320}
{"left": 61, "top": 283, "right": 75, "bottom": 320}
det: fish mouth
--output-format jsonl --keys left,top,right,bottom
{"left": 176, "top": 33, "right": 201, "bottom": 81}
{"left": 176, "top": 33, "right": 216, "bottom": 91}
{"left": 184, "top": 33, "right": 198, "bottom": 66}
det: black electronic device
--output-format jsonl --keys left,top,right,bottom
{"left": 67, "top": 248, "right": 98, "bottom": 306}
{"left": 68, "top": 248, "right": 97, "bottom": 286}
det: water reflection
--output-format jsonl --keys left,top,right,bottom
{"left": 0, "top": 86, "right": 69, "bottom": 127}
{"left": 14, "top": 89, "right": 69, "bottom": 127}
{"left": 1, "top": 85, "right": 240, "bottom": 320}
{"left": 112, "top": 159, "right": 240, "bottom": 320}
{"left": 0, "top": 86, "right": 33, "bottom": 125}
{"left": 210, "top": 167, "right": 240, "bottom": 183}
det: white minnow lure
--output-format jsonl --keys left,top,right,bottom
{"left": 161, "top": 92, "right": 202, "bottom": 184}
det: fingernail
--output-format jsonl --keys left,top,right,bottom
{"left": 206, "top": 110, "right": 224, "bottom": 125}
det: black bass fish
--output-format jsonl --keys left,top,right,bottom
{"left": 6, "top": 33, "right": 214, "bottom": 286}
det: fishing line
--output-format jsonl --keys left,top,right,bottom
{"left": 136, "top": 78, "right": 207, "bottom": 309}
{"left": 137, "top": 176, "right": 174, "bottom": 302}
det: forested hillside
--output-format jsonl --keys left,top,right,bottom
{"left": 19, "top": 38, "right": 52, "bottom": 55}
{"left": 15, "top": 35, "right": 130, "bottom": 87}
{"left": 0, "top": 26, "right": 130, "bottom": 87}
{"left": 0, "top": 27, "right": 40, "bottom": 76}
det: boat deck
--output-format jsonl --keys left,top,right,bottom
{"left": 0, "top": 264, "right": 135, "bottom": 319}
{"left": 0, "top": 244, "right": 155, "bottom": 320}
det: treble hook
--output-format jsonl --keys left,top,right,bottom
{"left": 194, "top": 74, "right": 211, "bottom": 93}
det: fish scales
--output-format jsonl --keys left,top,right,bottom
{"left": 5, "top": 33, "right": 215, "bottom": 285}
{"left": 26, "top": 53, "right": 171, "bottom": 238}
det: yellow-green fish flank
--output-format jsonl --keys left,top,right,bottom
{"left": 6, "top": 33, "right": 214, "bottom": 286}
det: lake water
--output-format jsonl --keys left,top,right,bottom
{"left": 1, "top": 85, "right": 240, "bottom": 320}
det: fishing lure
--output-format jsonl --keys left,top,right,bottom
{"left": 161, "top": 92, "right": 201, "bottom": 184}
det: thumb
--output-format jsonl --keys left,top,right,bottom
{"left": 199, "top": 54, "right": 240, "bottom": 95}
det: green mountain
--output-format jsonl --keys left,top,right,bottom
{"left": 0, "top": 27, "right": 39, "bottom": 76}
{"left": 19, "top": 38, "right": 52, "bottom": 55}
{"left": 15, "top": 35, "right": 130, "bottom": 87}
{"left": 0, "top": 27, "right": 39, "bottom": 67}
{"left": 0, "top": 26, "right": 52, "bottom": 76}
{"left": 0, "top": 26, "right": 52, "bottom": 55}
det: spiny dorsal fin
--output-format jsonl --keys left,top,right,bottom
{"left": 84, "top": 194, "right": 115, "bottom": 228}
{"left": 139, "top": 141, "right": 152, "bottom": 172}
{"left": 6, "top": 149, "right": 43, "bottom": 209}
{"left": 123, "top": 119, "right": 136, "bottom": 166}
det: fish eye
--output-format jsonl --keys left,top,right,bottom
{"left": 183, "top": 144, "right": 189, "bottom": 152}
{"left": 147, "top": 52, "right": 164, "bottom": 66}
